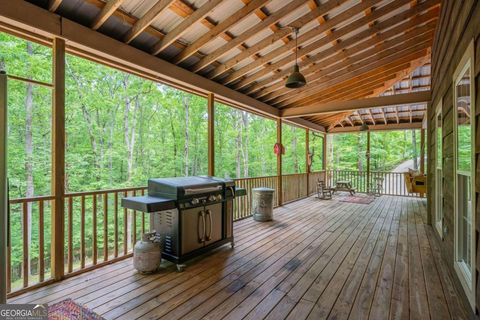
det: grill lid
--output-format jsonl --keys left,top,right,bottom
{"left": 148, "top": 176, "right": 233, "bottom": 199}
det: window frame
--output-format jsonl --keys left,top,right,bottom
{"left": 452, "top": 40, "right": 476, "bottom": 310}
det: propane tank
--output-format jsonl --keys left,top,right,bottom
{"left": 133, "top": 231, "right": 161, "bottom": 273}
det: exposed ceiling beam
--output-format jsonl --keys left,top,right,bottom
{"left": 151, "top": 0, "right": 223, "bottom": 55}
{"left": 172, "top": 0, "right": 270, "bottom": 64}
{"left": 281, "top": 91, "right": 431, "bottom": 118}
{"left": 191, "top": 0, "right": 306, "bottom": 73}
{"left": 247, "top": 2, "right": 438, "bottom": 97}
{"left": 257, "top": 15, "right": 437, "bottom": 102}
{"left": 272, "top": 44, "right": 431, "bottom": 108}
{"left": 91, "top": 0, "right": 125, "bottom": 30}
{"left": 328, "top": 122, "right": 422, "bottom": 133}
{"left": 220, "top": 0, "right": 378, "bottom": 84}
{"left": 48, "top": 0, "right": 63, "bottom": 12}
{"left": 123, "top": 0, "right": 176, "bottom": 43}
{"left": 367, "top": 55, "right": 431, "bottom": 97}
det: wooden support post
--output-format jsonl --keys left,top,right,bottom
{"left": 420, "top": 128, "right": 425, "bottom": 174}
{"left": 51, "top": 38, "right": 65, "bottom": 281}
{"left": 208, "top": 93, "right": 214, "bottom": 176}
{"left": 323, "top": 133, "right": 327, "bottom": 171}
{"left": 0, "top": 71, "right": 7, "bottom": 303}
{"left": 277, "top": 119, "right": 283, "bottom": 206}
{"left": 366, "top": 130, "right": 371, "bottom": 194}
{"left": 306, "top": 128, "right": 310, "bottom": 195}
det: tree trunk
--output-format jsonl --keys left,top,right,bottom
{"left": 357, "top": 134, "right": 363, "bottom": 171}
{"left": 241, "top": 111, "right": 249, "bottom": 177}
{"left": 122, "top": 76, "right": 138, "bottom": 182}
{"left": 292, "top": 128, "right": 299, "bottom": 173}
{"left": 412, "top": 130, "right": 418, "bottom": 170}
{"left": 183, "top": 95, "right": 190, "bottom": 176}
{"left": 235, "top": 112, "right": 241, "bottom": 178}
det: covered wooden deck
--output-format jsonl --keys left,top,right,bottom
{"left": 8, "top": 195, "right": 469, "bottom": 319}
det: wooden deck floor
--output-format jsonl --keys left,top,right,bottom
{"left": 9, "top": 196, "right": 471, "bottom": 319}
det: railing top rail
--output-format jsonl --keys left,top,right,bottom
{"left": 65, "top": 186, "right": 147, "bottom": 197}
{"left": 9, "top": 195, "right": 55, "bottom": 204}
{"left": 234, "top": 175, "right": 277, "bottom": 181}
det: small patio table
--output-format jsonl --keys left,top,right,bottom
{"left": 334, "top": 180, "right": 356, "bottom": 195}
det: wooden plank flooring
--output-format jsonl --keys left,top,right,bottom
{"left": 8, "top": 196, "right": 471, "bottom": 319}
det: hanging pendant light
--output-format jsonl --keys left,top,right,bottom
{"left": 285, "top": 28, "right": 306, "bottom": 89}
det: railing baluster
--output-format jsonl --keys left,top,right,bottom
{"left": 132, "top": 190, "right": 137, "bottom": 246}
{"left": 22, "top": 202, "right": 28, "bottom": 288}
{"left": 38, "top": 200, "right": 44, "bottom": 282}
{"left": 141, "top": 189, "right": 145, "bottom": 234}
{"left": 67, "top": 196, "right": 73, "bottom": 273}
{"left": 123, "top": 191, "right": 128, "bottom": 255}
{"left": 103, "top": 193, "right": 108, "bottom": 262}
{"left": 114, "top": 192, "right": 118, "bottom": 258}
{"left": 92, "top": 194, "right": 97, "bottom": 266}
{"left": 80, "top": 195, "right": 85, "bottom": 269}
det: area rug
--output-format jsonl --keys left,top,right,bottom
{"left": 338, "top": 195, "right": 375, "bottom": 204}
{"left": 48, "top": 298, "right": 104, "bottom": 320}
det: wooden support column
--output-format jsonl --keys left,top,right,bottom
{"left": 305, "top": 128, "right": 310, "bottom": 195}
{"left": 277, "top": 119, "right": 282, "bottom": 206}
{"left": 420, "top": 128, "right": 425, "bottom": 174}
{"left": 0, "top": 71, "right": 7, "bottom": 303}
{"left": 366, "top": 130, "right": 371, "bottom": 194}
{"left": 323, "top": 133, "right": 327, "bottom": 171}
{"left": 207, "top": 93, "right": 215, "bottom": 176}
{"left": 51, "top": 38, "right": 65, "bottom": 281}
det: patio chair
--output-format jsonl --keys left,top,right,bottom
{"left": 317, "top": 180, "right": 333, "bottom": 200}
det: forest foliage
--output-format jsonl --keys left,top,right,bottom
{"left": 1, "top": 31, "right": 428, "bottom": 288}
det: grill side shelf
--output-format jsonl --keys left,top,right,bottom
{"left": 121, "top": 196, "right": 176, "bottom": 213}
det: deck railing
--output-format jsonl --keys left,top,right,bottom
{"left": 325, "top": 170, "right": 425, "bottom": 198}
{"left": 5, "top": 172, "right": 324, "bottom": 296}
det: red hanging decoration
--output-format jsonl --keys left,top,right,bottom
{"left": 274, "top": 143, "right": 285, "bottom": 155}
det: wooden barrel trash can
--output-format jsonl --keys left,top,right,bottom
{"left": 252, "top": 187, "right": 275, "bottom": 221}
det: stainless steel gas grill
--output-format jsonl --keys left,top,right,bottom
{"left": 121, "top": 176, "right": 246, "bottom": 271}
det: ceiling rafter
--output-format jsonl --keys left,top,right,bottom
{"left": 151, "top": 0, "right": 224, "bottom": 55}
{"left": 221, "top": 0, "right": 377, "bottom": 85}
{"left": 48, "top": 0, "right": 63, "bottom": 12}
{"left": 274, "top": 60, "right": 416, "bottom": 108}
{"left": 242, "top": 1, "right": 438, "bottom": 95}
{"left": 171, "top": 0, "right": 271, "bottom": 64}
{"left": 123, "top": 0, "right": 176, "bottom": 43}
{"left": 367, "top": 54, "right": 431, "bottom": 97}
{"left": 91, "top": 0, "right": 126, "bottom": 30}
{"left": 248, "top": 2, "right": 438, "bottom": 98}
{"left": 84, "top": 0, "right": 216, "bottom": 65}
{"left": 206, "top": 0, "right": 347, "bottom": 79}
{"left": 191, "top": 0, "right": 307, "bottom": 73}
{"left": 268, "top": 33, "right": 433, "bottom": 107}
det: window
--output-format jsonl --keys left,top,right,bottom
{"left": 435, "top": 101, "right": 443, "bottom": 238}
{"left": 453, "top": 41, "right": 475, "bottom": 309}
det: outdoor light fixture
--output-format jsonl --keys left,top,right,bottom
{"left": 285, "top": 28, "right": 306, "bottom": 89}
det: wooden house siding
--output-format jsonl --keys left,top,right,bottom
{"left": 428, "top": 0, "right": 480, "bottom": 315}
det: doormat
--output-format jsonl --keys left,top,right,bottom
{"left": 338, "top": 195, "right": 375, "bottom": 204}
{"left": 48, "top": 298, "right": 104, "bottom": 320}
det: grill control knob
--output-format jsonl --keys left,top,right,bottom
{"left": 216, "top": 195, "right": 222, "bottom": 201}
{"left": 191, "top": 198, "right": 200, "bottom": 205}
{"left": 208, "top": 195, "right": 216, "bottom": 202}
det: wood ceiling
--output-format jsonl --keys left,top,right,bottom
{"left": 33, "top": 0, "right": 439, "bottom": 130}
